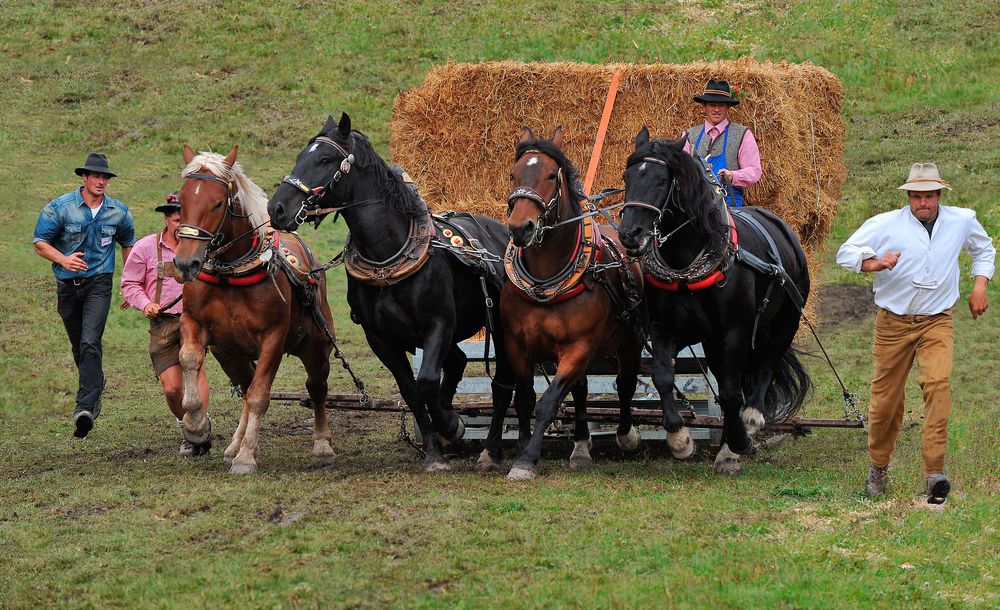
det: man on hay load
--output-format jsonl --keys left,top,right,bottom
{"left": 837, "top": 163, "right": 994, "bottom": 504}
{"left": 121, "top": 192, "right": 211, "bottom": 456}
{"left": 682, "top": 78, "right": 762, "bottom": 207}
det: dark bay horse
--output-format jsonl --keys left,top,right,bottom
{"left": 619, "top": 127, "right": 811, "bottom": 474}
{"left": 172, "top": 145, "right": 336, "bottom": 474}
{"left": 267, "top": 113, "right": 517, "bottom": 472}
{"left": 500, "top": 127, "right": 645, "bottom": 481}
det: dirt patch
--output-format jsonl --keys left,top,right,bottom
{"left": 818, "top": 283, "right": 876, "bottom": 325}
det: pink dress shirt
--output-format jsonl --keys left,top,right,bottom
{"left": 121, "top": 231, "right": 184, "bottom": 315}
{"left": 681, "top": 119, "right": 763, "bottom": 188}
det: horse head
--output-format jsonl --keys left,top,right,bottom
{"left": 174, "top": 144, "right": 240, "bottom": 282}
{"left": 268, "top": 113, "right": 355, "bottom": 231}
{"left": 507, "top": 126, "right": 578, "bottom": 248}
{"left": 620, "top": 126, "right": 688, "bottom": 257}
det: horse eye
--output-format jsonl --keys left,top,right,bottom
{"left": 547, "top": 173, "right": 557, "bottom": 181}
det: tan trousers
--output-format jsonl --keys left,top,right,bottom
{"left": 868, "top": 308, "right": 953, "bottom": 476}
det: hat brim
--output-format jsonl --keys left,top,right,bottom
{"left": 693, "top": 94, "right": 738, "bottom": 106}
{"left": 154, "top": 204, "right": 182, "bottom": 214}
{"left": 75, "top": 166, "right": 117, "bottom": 178}
{"left": 897, "top": 181, "right": 951, "bottom": 192}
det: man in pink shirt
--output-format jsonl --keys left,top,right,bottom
{"left": 682, "top": 79, "right": 762, "bottom": 207}
{"left": 121, "top": 193, "right": 210, "bottom": 456}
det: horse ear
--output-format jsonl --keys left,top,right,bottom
{"left": 519, "top": 127, "right": 534, "bottom": 144}
{"left": 551, "top": 125, "right": 564, "bottom": 149}
{"left": 222, "top": 145, "right": 238, "bottom": 168}
{"left": 338, "top": 112, "right": 351, "bottom": 138}
{"left": 182, "top": 144, "right": 195, "bottom": 165}
{"left": 635, "top": 125, "right": 650, "bottom": 148}
{"left": 323, "top": 115, "right": 337, "bottom": 134}
{"left": 671, "top": 136, "right": 687, "bottom": 150}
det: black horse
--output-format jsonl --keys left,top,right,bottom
{"left": 619, "top": 127, "right": 811, "bottom": 474}
{"left": 268, "top": 113, "right": 517, "bottom": 472}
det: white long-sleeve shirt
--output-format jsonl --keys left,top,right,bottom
{"left": 837, "top": 205, "right": 995, "bottom": 315}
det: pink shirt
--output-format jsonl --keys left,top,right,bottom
{"left": 121, "top": 231, "right": 184, "bottom": 315}
{"left": 682, "top": 119, "right": 762, "bottom": 188}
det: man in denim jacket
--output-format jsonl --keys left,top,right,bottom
{"left": 33, "top": 153, "right": 136, "bottom": 438}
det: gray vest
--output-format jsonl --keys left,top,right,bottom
{"left": 685, "top": 122, "right": 748, "bottom": 172}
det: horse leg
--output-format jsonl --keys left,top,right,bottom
{"left": 212, "top": 356, "right": 254, "bottom": 466}
{"left": 569, "top": 378, "right": 592, "bottom": 470}
{"left": 742, "top": 367, "right": 772, "bottom": 437}
{"left": 367, "top": 334, "right": 449, "bottom": 471}
{"left": 303, "top": 340, "right": 335, "bottom": 466}
{"left": 649, "top": 323, "right": 694, "bottom": 459}
{"left": 477, "top": 346, "right": 518, "bottom": 473}
{"left": 416, "top": 324, "right": 465, "bottom": 445}
{"left": 436, "top": 344, "right": 467, "bottom": 448}
{"left": 178, "top": 319, "right": 212, "bottom": 455}
{"left": 615, "top": 338, "right": 643, "bottom": 453}
{"left": 229, "top": 335, "right": 284, "bottom": 474}
{"left": 508, "top": 351, "right": 588, "bottom": 481}
{"left": 711, "top": 351, "right": 750, "bottom": 475}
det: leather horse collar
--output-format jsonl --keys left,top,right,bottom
{"left": 343, "top": 209, "right": 435, "bottom": 286}
{"left": 505, "top": 213, "right": 603, "bottom": 304}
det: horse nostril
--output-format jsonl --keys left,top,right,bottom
{"left": 274, "top": 202, "right": 285, "bottom": 218}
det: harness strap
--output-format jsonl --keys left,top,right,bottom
{"left": 730, "top": 209, "right": 807, "bottom": 348}
{"left": 155, "top": 236, "right": 164, "bottom": 305}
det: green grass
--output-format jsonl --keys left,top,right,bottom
{"left": 2, "top": 0, "right": 999, "bottom": 608}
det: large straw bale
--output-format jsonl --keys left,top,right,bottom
{"left": 390, "top": 60, "right": 845, "bottom": 323}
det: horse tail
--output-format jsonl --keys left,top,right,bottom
{"left": 743, "top": 344, "right": 812, "bottom": 422}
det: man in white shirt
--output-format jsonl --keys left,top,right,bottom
{"left": 837, "top": 163, "right": 994, "bottom": 503}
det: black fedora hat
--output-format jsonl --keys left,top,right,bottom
{"left": 693, "top": 79, "right": 739, "bottom": 106}
{"left": 154, "top": 191, "right": 181, "bottom": 214}
{"left": 74, "top": 152, "right": 117, "bottom": 178}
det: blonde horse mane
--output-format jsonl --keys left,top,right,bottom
{"left": 181, "top": 151, "right": 270, "bottom": 238}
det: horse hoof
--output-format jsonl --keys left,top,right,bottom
{"left": 424, "top": 460, "right": 452, "bottom": 473}
{"left": 506, "top": 465, "right": 538, "bottom": 481}
{"left": 569, "top": 439, "right": 593, "bottom": 470}
{"left": 667, "top": 429, "right": 695, "bottom": 459}
{"left": 223, "top": 453, "right": 235, "bottom": 466}
{"left": 741, "top": 408, "right": 766, "bottom": 436}
{"left": 616, "top": 426, "right": 642, "bottom": 452}
{"left": 229, "top": 462, "right": 257, "bottom": 475}
{"left": 440, "top": 417, "right": 466, "bottom": 447}
{"left": 714, "top": 445, "right": 741, "bottom": 475}
{"left": 313, "top": 453, "right": 336, "bottom": 466}
{"left": 193, "top": 438, "right": 212, "bottom": 457}
{"left": 475, "top": 449, "right": 502, "bottom": 473}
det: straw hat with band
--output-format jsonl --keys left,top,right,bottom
{"left": 898, "top": 162, "right": 952, "bottom": 192}
{"left": 74, "top": 152, "right": 118, "bottom": 178}
{"left": 693, "top": 79, "right": 739, "bottom": 106}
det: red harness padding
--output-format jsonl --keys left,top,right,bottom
{"left": 645, "top": 209, "right": 739, "bottom": 292}
{"left": 196, "top": 232, "right": 274, "bottom": 287}
{"left": 509, "top": 222, "right": 605, "bottom": 304}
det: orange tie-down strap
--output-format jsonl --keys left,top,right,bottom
{"left": 582, "top": 69, "right": 623, "bottom": 198}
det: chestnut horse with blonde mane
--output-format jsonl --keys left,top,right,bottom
{"left": 172, "top": 145, "right": 336, "bottom": 473}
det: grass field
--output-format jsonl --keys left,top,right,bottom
{"left": 1, "top": 1, "right": 999, "bottom": 608}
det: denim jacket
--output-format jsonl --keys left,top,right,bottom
{"left": 33, "top": 188, "right": 137, "bottom": 280}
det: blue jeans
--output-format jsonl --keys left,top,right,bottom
{"left": 56, "top": 274, "right": 112, "bottom": 416}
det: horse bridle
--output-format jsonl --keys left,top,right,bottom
{"left": 621, "top": 156, "right": 688, "bottom": 252}
{"left": 177, "top": 172, "right": 253, "bottom": 254}
{"left": 281, "top": 136, "right": 356, "bottom": 227}
{"left": 506, "top": 150, "right": 566, "bottom": 247}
